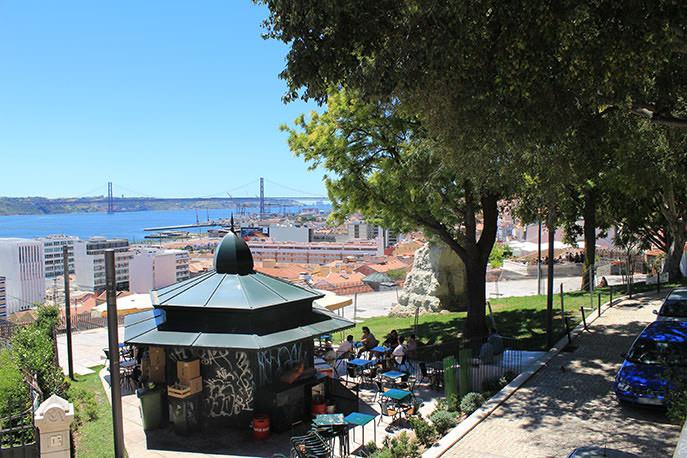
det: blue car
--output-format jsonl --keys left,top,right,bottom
{"left": 614, "top": 321, "right": 687, "bottom": 406}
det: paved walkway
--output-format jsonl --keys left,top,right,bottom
{"left": 441, "top": 292, "right": 681, "bottom": 458}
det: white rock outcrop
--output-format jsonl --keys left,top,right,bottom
{"left": 390, "top": 242, "right": 468, "bottom": 317}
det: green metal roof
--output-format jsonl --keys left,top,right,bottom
{"left": 362, "top": 272, "right": 397, "bottom": 286}
{"left": 151, "top": 270, "right": 323, "bottom": 310}
{"left": 214, "top": 232, "right": 254, "bottom": 274}
{"left": 124, "top": 306, "right": 355, "bottom": 350}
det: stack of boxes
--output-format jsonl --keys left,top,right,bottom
{"left": 141, "top": 347, "right": 166, "bottom": 383}
{"left": 168, "top": 359, "right": 202, "bottom": 398}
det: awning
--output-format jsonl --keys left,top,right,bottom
{"left": 91, "top": 293, "right": 153, "bottom": 317}
{"left": 124, "top": 305, "right": 355, "bottom": 350}
{"left": 313, "top": 289, "right": 352, "bottom": 312}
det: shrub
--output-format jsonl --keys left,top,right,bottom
{"left": 664, "top": 367, "right": 687, "bottom": 425}
{"left": 67, "top": 385, "right": 98, "bottom": 427}
{"left": 460, "top": 392, "right": 486, "bottom": 416}
{"left": 481, "top": 370, "right": 518, "bottom": 393}
{"left": 0, "top": 349, "right": 30, "bottom": 418}
{"left": 429, "top": 409, "right": 457, "bottom": 436}
{"left": 409, "top": 415, "right": 436, "bottom": 447}
{"left": 368, "top": 432, "right": 421, "bottom": 458}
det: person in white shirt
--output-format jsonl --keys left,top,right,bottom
{"left": 391, "top": 336, "right": 407, "bottom": 366}
{"left": 337, "top": 335, "right": 355, "bottom": 359}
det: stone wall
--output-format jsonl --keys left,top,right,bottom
{"left": 390, "top": 243, "right": 468, "bottom": 317}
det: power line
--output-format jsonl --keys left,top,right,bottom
{"left": 264, "top": 179, "right": 325, "bottom": 197}
{"left": 111, "top": 183, "right": 157, "bottom": 198}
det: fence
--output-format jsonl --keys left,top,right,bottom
{"left": 409, "top": 336, "right": 525, "bottom": 393}
{"left": 0, "top": 398, "right": 38, "bottom": 458}
{"left": 56, "top": 311, "right": 125, "bottom": 334}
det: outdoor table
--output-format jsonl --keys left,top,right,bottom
{"left": 370, "top": 346, "right": 389, "bottom": 357}
{"left": 344, "top": 412, "right": 377, "bottom": 447}
{"left": 381, "top": 388, "right": 412, "bottom": 403}
{"left": 346, "top": 358, "right": 373, "bottom": 380}
{"left": 313, "top": 413, "right": 349, "bottom": 457}
{"left": 381, "top": 370, "right": 405, "bottom": 382}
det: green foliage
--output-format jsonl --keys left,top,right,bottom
{"left": 67, "top": 384, "right": 98, "bottom": 427}
{"left": 488, "top": 244, "right": 513, "bottom": 268}
{"left": 68, "top": 367, "right": 115, "bottom": 457}
{"left": 385, "top": 268, "right": 408, "bottom": 281}
{"left": 409, "top": 415, "right": 436, "bottom": 447}
{"left": 664, "top": 367, "right": 687, "bottom": 425}
{"left": 443, "top": 356, "right": 458, "bottom": 410}
{"left": 481, "top": 371, "right": 517, "bottom": 393}
{"left": 368, "top": 432, "right": 421, "bottom": 458}
{"left": 10, "top": 305, "right": 66, "bottom": 398}
{"left": 429, "top": 409, "right": 457, "bottom": 436}
{"left": 0, "top": 349, "right": 30, "bottom": 419}
{"left": 460, "top": 392, "right": 486, "bottom": 416}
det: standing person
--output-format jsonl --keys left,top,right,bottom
{"left": 358, "top": 326, "right": 378, "bottom": 356}
{"left": 487, "top": 328, "right": 503, "bottom": 356}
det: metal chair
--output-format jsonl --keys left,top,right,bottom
{"left": 419, "top": 362, "right": 438, "bottom": 387}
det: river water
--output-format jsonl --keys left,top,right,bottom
{"left": 0, "top": 207, "right": 317, "bottom": 241}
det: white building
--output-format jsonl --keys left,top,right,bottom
{"left": 269, "top": 225, "right": 313, "bottom": 243}
{"left": 0, "top": 238, "right": 46, "bottom": 315}
{"left": 129, "top": 247, "right": 190, "bottom": 294}
{"left": 36, "top": 234, "right": 78, "bottom": 280}
{"left": 347, "top": 221, "right": 399, "bottom": 248}
{"left": 0, "top": 276, "right": 6, "bottom": 320}
{"left": 247, "top": 240, "right": 380, "bottom": 264}
{"left": 73, "top": 237, "right": 133, "bottom": 293}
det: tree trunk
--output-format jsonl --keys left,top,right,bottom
{"left": 663, "top": 232, "right": 686, "bottom": 281}
{"left": 580, "top": 188, "right": 597, "bottom": 291}
{"left": 464, "top": 257, "right": 489, "bottom": 339}
{"left": 546, "top": 218, "right": 556, "bottom": 348}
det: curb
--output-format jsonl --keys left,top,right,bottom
{"left": 422, "top": 289, "right": 663, "bottom": 458}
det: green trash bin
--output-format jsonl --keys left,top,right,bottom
{"left": 137, "top": 386, "right": 166, "bottom": 431}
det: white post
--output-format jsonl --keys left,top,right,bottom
{"left": 34, "top": 394, "right": 74, "bottom": 458}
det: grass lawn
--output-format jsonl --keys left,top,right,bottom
{"left": 349, "top": 281, "right": 679, "bottom": 351}
{"left": 70, "top": 366, "right": 117, "bottom": 458}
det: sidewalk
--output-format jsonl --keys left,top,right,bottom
{"left": 437, "top": 291, "right": 682, "bottom": 457}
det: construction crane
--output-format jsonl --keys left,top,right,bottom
{"left": 226, "top": 193, "right": 249, "bottom": 216}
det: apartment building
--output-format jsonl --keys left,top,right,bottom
{"left": 73, "top": 237, "right": 132, "bottom": 293}
{"left": 36, "top": 234, "right": 78, "bottom": 280}
{"left": 247, "top": 240, "right": 380, "bottom": 264}
{"left": 0, "top": 276, "right": 6, "bottom": 320}
{"left": 129, "top": 247, "right": 190, "bottom": 293}
{"left": 346, "top": 221, "right": 399, "bottom": 248}
{"left": 0, "top": 238, "right": 46, "bottom": 315}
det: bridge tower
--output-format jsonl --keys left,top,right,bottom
{"left": 107, "top": 182, "right": 114, "bottom": 214}
{"left": 260, "top": 177, "right": 265, "bottom": 217}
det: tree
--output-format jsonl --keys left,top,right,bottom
{"left": 282, "top": 89, "right": 511, "bottom": 337}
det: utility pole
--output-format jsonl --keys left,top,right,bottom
{"left": 537, "top": 218, "right": 542, "bottom": 295}
{"left": 63, "top": 245, "right": 74, "bottom": 381}
{"left": 106, "top": 250, "right": 125, "bottom": 458}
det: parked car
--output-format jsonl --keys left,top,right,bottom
{"left": 567, "top": 446, "right": 639, "bottom": 457}
{"left": 653, "top": 287, "right": 687, "bottom": 321}
{"left": 614, "top": 321, "right": 687, "bottom": 406}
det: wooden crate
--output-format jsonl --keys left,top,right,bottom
{"left": 149, "top": 364, "right": 166, "bottom": 383}
{"left": 168, "top": 376, "right": 202, "bottom": 399}
{"left": 177, "top": 359, "right": 200, "bottom": 383}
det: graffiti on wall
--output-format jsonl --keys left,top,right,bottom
{"left": 169, "top": 348, "right": 254, "bottom": 419}
{"left": 256, "top": 342, "right": 308, "bottom": 386}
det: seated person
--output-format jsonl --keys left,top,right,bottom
{"left": 487, "top": 328, "right": 504, "bottom": 356}
{"left": 337, "top": 335, "right": 355, "bottom": 359}
{"left": 391, "top": 336, "right": 407, "bottom": 367}
{"left": 383, "top": 330, "right": 399, "bottom": 348}
{"left": 478, "top": 341, "right": 495, "bottom": 364}
{"left": 322, "top": 340, "right": 337, "bottom": 362}
{"left": 406, "top": 334, "right": 418, "bottom": 352}
{"left": 358, "top": 326, "right": 379, "bottom": 356}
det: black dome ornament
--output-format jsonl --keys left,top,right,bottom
{"left": 214, "top": 217, "right": 254, "bottom": 275}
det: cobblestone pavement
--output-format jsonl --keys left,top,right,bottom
{"left": 442, "top": 292, "right": 682, "bottom": 458}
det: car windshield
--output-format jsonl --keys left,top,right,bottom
{"left": 626, "top": 338, "right": 687, "bottom": 366}
{"left": 660, "top": 300, "right": 687, "bottom": 318}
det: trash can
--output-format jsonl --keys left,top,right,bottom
{"left": 137, "top": 386, "right": 167, "bottom": 431}
{"left": 169, "top": 393, "right": 201, "bottom": 435}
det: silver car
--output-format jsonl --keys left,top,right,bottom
{"left": 654, "top": 287, "right": 687, "bottom": 322}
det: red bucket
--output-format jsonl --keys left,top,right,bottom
{"left": 311, "top": 398, "right": 326, "bottom": 418}
{"left": 253, "top": 414, "right": 270, "bottom": 440}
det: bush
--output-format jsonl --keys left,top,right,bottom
{"left": 0, "top": 349, "right": 30, "bottom": 418}
{"left": 429, "top": 409, "right": 457, "bottom": 436}
{"left": 409, "top": 415, "right": 436, "bottom": 447}
{"left": 665, "top": 367, "right": 687, "bottom": 425}
{"left": 460, "top": 392, "right": 486, "bottom": 416}
{"left": 481, "top": 370, "right": 517, "bottom": 393}
{"left": 368, "top": 432, "right": 421, "bottom": 458}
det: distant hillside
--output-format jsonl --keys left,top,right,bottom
{"left": 0, "top": 197, "right": 268, "bottom": 216}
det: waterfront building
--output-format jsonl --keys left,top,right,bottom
{"left": 247, "top": 240, "right": 380, "bottom": 264}
{"left": 0, "top": 276, "right": 6, "bottom": 320}
{"left": 0, "top": 238, "right": 46, "bottom": 315}
{"left": 73, "top": 237, "right": 133, "bottom": 293}
{"left": 36, "top": 234, "right": 78, "bottom": 280}
{"left": 129, "top": 247, "right": 191, "bottom": 293}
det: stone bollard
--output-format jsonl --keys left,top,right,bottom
{"left": 34, "top": 394, "right": 75, "bottom": 458}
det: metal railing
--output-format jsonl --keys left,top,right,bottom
{"left": 0, "top": 399, "right": 37, "bottom": 458}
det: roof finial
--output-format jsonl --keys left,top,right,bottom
{"left": 230, "top": 214, "right": 235, "bottom": 234}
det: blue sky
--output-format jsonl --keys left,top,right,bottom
{"left": 0, "top": 1, "right": 326, "bottom": 199}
